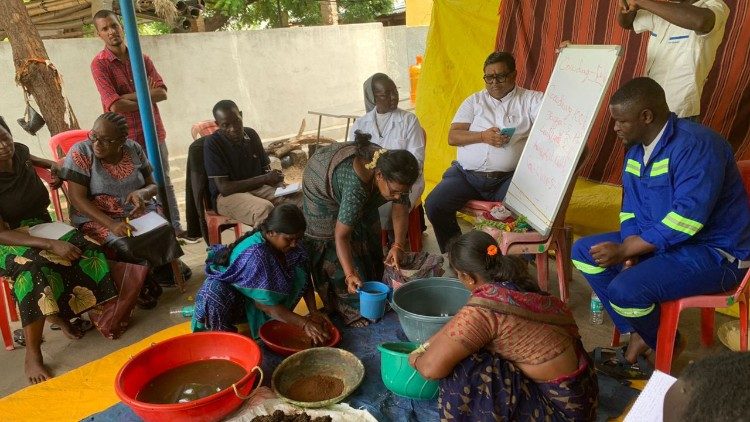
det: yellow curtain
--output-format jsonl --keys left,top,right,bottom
{"left": 415, "top": 0, "right": 501, "bottom": 195}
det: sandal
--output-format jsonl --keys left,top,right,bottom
{"left": 13, "top": 329, "right": 25, "bottom": 347}
{"left": 13, "top": 329, "right": 44, "bottom": 347}
{"left": 71, "top": 318, "right": 93, "bottom": 333}
{"left": 590, "top": 346, "right": 652, "bottom": 380}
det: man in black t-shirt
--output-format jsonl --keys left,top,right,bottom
{"left": 203, "top": 100, "right": 300, "bottom": 227}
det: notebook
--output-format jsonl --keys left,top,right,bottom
{"left": 274, "top": 183, "right": 302, "bottom": 198}
{"left": 624, "top": 370, "right": 678, "bottom": 422}
{"left": 28, "top": 222, "right": 76, "bottom": 240}
{"left": 128, "top": 212, "right": 169, "bottom": 236}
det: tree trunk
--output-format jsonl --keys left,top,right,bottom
{"left": 0, "top": 0, "right": 78, "bottom": 135}
{"left": 320, "top": 0, "right": 338, "bottom": 25}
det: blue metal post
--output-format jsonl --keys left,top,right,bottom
{"left": 118, "top": 0, "right": 173, "bottom": 224}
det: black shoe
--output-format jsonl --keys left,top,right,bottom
{"left": 176, "top": 230, "right": 202, "bottom": 245}
{"left": 137, "top": 293, "right": 158, "bottom": 310}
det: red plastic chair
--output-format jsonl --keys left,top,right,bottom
{"left": 49, "top": 129, "right": 88, "bottom": 160}
{"left": 610, "top": 160, "right": 750, "bottom": 374}
{"left": 204, "top": 194, "right": 244, "bottom": 245}
{"left": 191, "top": 121, "right": 244, "bottom": 245}
{"left": 0, "top": 276, "right": 19, "bottom": 350}
{"left": 191, "top": 119, "right": 218, "bottom": 140}
{"left": 34, "top": 166, "right": 65, "bottom": 222}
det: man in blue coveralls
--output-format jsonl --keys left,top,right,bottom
{"left": 572, "top": 77, "right": 750, "bottom": 366}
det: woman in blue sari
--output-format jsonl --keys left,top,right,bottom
{"left": 192, "top": 204, "right": 330, "bottom": 343}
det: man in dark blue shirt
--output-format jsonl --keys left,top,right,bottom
{"left": 203, "top": 100, "right": 299, "bottom": 227}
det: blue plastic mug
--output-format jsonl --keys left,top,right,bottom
{"left": 358, "top": 281, "right": 391, "bottom": 321}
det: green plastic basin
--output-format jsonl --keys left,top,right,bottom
{"left": 377, "top": 342, "right": 438, "bottom": 400}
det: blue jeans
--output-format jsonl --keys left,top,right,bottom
{"left": 572, "top": 232, "right": 746, "bottom": 348}
{"left": 425, "top": 162, "right": 513, "bottom": 252}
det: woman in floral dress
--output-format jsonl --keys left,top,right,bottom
{"left": 60, "top": 113, "right": 184, "bottom": 309}
{"left": 0, "top": 117, "right": 117, "bottom": 384}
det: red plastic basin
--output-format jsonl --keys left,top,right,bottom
{"left": 115, "top": 332, "right": 262, "bottom": 422}
{"left": 259, "top": 320, "right": 341, "bottom": 357}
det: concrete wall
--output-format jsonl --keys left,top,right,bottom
{"left": 0, "top": 23, "right": 427, "bottom": 160}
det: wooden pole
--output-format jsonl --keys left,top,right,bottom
{"left": 0, "top": 0, "right": 79, "bottom": 135}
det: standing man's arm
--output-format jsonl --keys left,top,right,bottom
{"left": 144, "top": 55, "right": 167, "bottom": 103}
{"left": 617, "top": 0, "right": 638, "bottom": 30}
{"left": 91, "top": 59, "right": 138, "bottom": 113}
{"left": 626, "top": 0, "right": 717, "bottom": 34}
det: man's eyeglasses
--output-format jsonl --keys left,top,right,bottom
{"left": 483, "top": 72, "right": 513, "bottom": 84}
{"left": 88, "top": 131, "right": 122, "bottom": 145}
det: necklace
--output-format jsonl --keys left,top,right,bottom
{"left": 374, "top": 111, "right": 392, "bottom": 139}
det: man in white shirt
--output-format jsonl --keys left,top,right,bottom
{"left": 350, "top": 73, "right": 425, "bottom": 229}
{"left": 425, "top": 52, "right": 543, "bottom": 252}
{"left": 617, "top": 0, "right": 729, "bottom": 119}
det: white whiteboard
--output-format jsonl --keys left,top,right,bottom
{"left": 504, "top": 45, "right": 622, "bottom": 236}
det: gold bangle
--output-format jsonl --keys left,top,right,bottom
{"left": 391, "top": 242, "right": 404, "bottom": 251}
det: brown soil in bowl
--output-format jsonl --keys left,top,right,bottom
{"left": 285, "top": 375, "right": 344, "bottom": 402}
{"left": 280, "top": 335, "right": 313, "bottom": 350}
{"left": 252, "top": 410, "right": 332, "bottom": 422}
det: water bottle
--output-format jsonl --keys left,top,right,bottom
{"left": 590, "top": 292, "right": 604, "bottom": 325}
{"left": 170, "top": 305, "right": 195, "bottom": 318}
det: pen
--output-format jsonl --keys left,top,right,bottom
{"left": 125, "top": 217, "right": 132, "bottom": 237}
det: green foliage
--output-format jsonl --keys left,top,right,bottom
{"left": 207, "top": 0, "right": 393, "bottom": 29}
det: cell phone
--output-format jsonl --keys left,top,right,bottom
{"left": 500, "top": 127, "right": 516, "bottom": 137}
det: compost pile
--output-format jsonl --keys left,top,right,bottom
{"left": 251, "top": 410, "right": 332, "bottom": 422}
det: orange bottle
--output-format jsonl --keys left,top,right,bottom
{"left": 409, "top": 55, "right": 423, "bottom": 104}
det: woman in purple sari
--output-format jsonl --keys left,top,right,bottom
{"left": 410, "top": 231, "right": 598, "bottom": 421}
{"left": 192, "top": 204, "right": 330, "bottom": 343}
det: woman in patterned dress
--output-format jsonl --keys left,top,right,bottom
{"left": 409, "top": 231, "right": 598, "bottom": 421}
{"left": 302, "top": 131, "right": 419, "bottom": 326}
{"left": 60, "top": 113, "right": 184, "bottom": 309}
{"left": 0, "top": 117, "right": 117, "bottom": 384}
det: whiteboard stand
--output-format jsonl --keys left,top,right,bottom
{"left": 504, "top": 45, "right": 622, "bottom": 236}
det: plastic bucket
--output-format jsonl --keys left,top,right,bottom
{"left": 358, "top": 281, "right": 390, "bottom": 321}
{"left": 378, "top": 342, "right": 438, "bottom": 399}
{"left": 391, "top": 277, "right": 470, "bottom": 343}
{"left": 115, "top": 332, "right": 262, "bottom": 422}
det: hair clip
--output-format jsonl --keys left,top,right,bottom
{"left": 487, "top": 245, "right": 498, "bottom": 256}
{"left": 364, "top": 148, "right": 387, "bottom": 170}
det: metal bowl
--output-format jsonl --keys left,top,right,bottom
{"left": 271, "top": 347, "right": 364, "bottom": 408}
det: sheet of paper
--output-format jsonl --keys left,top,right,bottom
{"left": 274, "top": 183, "right": 302, "bottom": 198}
{"left": 128, "top": 212, "right": 169, "bottom": 236}
{"left": 28, "top": 222, "right": 75, "bottom": 240}
{"left": 624, "top": 370, "right": 678, "bottom": 422}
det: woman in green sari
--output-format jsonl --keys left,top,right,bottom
{"left": 0, "top": 117, "right": 117, "bottom": 384}
{"left": 192, "top": 204, "right": 330, "bottom": 343}
{"left": 302, "top": 131, "right": 420, "bottom": 326}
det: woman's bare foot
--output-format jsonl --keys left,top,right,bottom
{"left": 624, "top": 332, "right": 650, "bottom": 364}
{"left": 25, "top": 348, "right": 52, "bottom": 384}
{"left": 348, "top": 317, "right": 371, "bottom": 328}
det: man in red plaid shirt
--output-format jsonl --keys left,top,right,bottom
{"left": 90, "top": 10, "right": 198, "bottom": 242}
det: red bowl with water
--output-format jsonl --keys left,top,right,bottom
{"left": 259, "top": 320, "right": 341, "bottom": 356}
{"left": 115, "top": 332, "right": 262, "bottom": 422}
